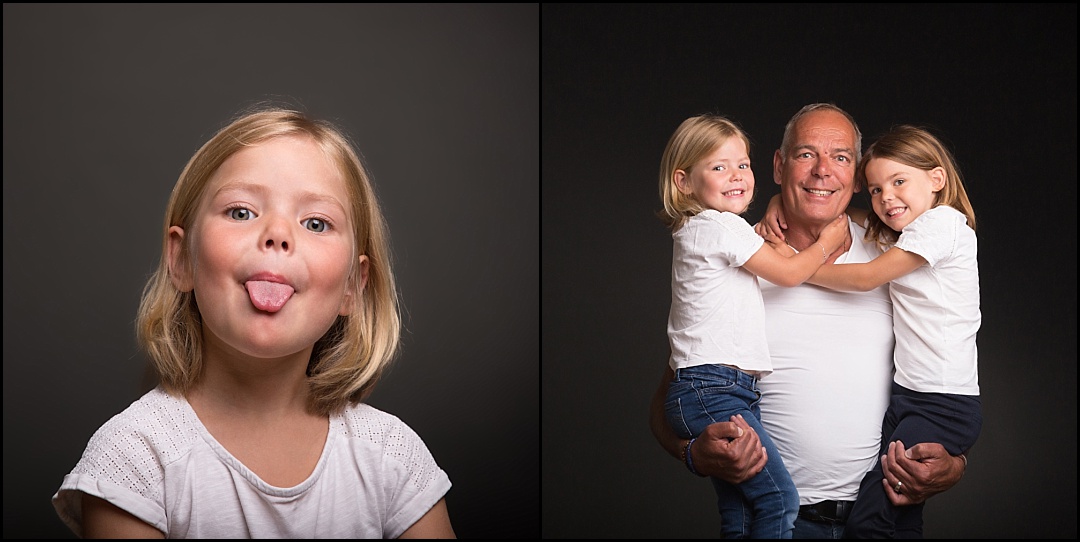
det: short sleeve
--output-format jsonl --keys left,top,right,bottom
{"left": 382, "top": 420, "right": 452, "bottom": 538}
{"left": 895, "top": 206, "right": 963, "bottom": 267}
{"left": 51, "top": 388, "right": 195, "bottom": 537}
{"left": 686, "top": 210, "right": 765, "bottom": 267}
{"left": 341, "top": 405, "right": 452, "bottom": 539}
{"left": 51, "top": 415, "right": 171, "bottom": 537}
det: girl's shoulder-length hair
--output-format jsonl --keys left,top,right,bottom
{"left": 857, "top": 124, "right": 976, "bottom": 250}
{"left": 137, "top": 105, "right": 401, "bottom": 415}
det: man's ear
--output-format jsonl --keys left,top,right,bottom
{"left": 167, "top": 226, "right": 194, "bottom": 292}
{"left": 339, "top": 254, "right": 370, "bottom": 316}
{"left": 773, "top": 149, "right": 784, "bottom": 186}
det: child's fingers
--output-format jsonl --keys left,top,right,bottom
{"left": 767, "top": 218, "right": 785, "bottom": 241}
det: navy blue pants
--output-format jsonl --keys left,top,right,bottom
{"left": 843, "top": 383, "right": 982, "bottom": 539}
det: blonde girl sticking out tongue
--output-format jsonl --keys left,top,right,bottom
{"left": 52, "top": 106, "right": 456, "bottom": 539}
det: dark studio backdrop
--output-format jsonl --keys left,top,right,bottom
{"left": 3, "top": 4, "right": 538, "bottom": 539}
{"left": 543, "top": 3, "right": 1076, "bottom": 539}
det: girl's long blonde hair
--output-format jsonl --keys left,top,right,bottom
{"left": 137, "top": 106, "right": 401, "bottom": 415}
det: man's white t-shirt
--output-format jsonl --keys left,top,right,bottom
{"left": 758, "top": 216, "right": 895, "bottom": 505}
{"left": 52, "top": 386, "right": 452, "bottom": 538}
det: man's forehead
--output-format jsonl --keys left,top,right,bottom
{"left": 797, "top": 114, "right": 855, "bottom": 145}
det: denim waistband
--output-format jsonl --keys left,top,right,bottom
{"left": 674, "top": 364, "right": 760, "bottom": 390}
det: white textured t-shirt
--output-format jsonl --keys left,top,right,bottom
{"left": 668, "top": 209, "right": 770, "bottom": 374}
{"left": 757, "top": 216, "right": 895, "bottom": 505}
{"left": 52, "top": 387, "right": 452, "bottom": 538}
{"left": 892, "top": 205, "right": 980, "bottom": 395}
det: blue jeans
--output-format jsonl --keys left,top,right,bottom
{"left": 794, "top": 516, "right": 847, "bottom": 539}
{"left": 665, "top": 364, "right": 799, "bottom": 539}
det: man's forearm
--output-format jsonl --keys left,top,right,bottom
{"left": 649, "top": 367, "right": 686, "bottom": 460}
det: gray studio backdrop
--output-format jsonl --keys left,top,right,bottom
{"left": 3, "top": 4, "right": 538, "bottom": 539}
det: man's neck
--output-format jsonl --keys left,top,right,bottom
{"left": 786, "top": 217, "right": 852, "bottom": 263}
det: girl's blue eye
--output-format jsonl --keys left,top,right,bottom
{"left": 303, "top": 218, "right": 329, "bottom": 233}
{"left": 228, "top": 208, "right": 254, "bottom": 220}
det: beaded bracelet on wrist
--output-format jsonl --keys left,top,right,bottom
{"left": 683, "top": 437, "right": 706, "bottom": 477}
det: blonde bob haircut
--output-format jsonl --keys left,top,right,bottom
{"left": 856, "top": 124, "right": 976, "bottom": 250}
{"left": 658, "top": 114, "right": 752, "bottom": 231}
{"left": 136, "top": 106, "right": 401, "bottom": 415}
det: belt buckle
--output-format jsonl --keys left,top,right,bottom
{"left": 819, "top": 500, "right": 839, "bottom": 518}
{"left": 800, "top": 500, "right": 843, "bottom": 523}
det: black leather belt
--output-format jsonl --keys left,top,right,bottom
{"left": 798, "top": 500, "right": 854, "bottom": 523}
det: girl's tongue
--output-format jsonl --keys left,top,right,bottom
{"left": 245, "top": 280, "right": 294, "bottom": 312}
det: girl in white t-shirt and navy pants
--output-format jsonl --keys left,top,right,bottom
{"left": 805, "top": 124, "right": 982, "bottom": 539}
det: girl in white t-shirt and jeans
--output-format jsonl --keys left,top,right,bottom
{"left": 801, "top": 124, "right": 982, "bottom": 538}
{"left": 658, "top": 114, "right": 848, "bottom": 538}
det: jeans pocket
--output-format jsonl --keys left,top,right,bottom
{"left": 664, "top": 380, "right": 694, "bottom": 439}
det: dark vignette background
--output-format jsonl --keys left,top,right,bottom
{"left": 542, "top": 3, "right": 1076, "bottom": 539}
{"left": 3, "top": 4, "right": 538, "bottom": 539}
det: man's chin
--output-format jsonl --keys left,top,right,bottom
{"left": 802, "top": 208, "right": 848, "bottom": 223}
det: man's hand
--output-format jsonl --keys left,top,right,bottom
{"left": 880, "top": 440, "right": 966, "bottom": 505}
{"left": 689, "top": 414, "right": 767, "bottom": 484}
{"left": 650, "top": 367, "right": 767, "bottom": 484}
